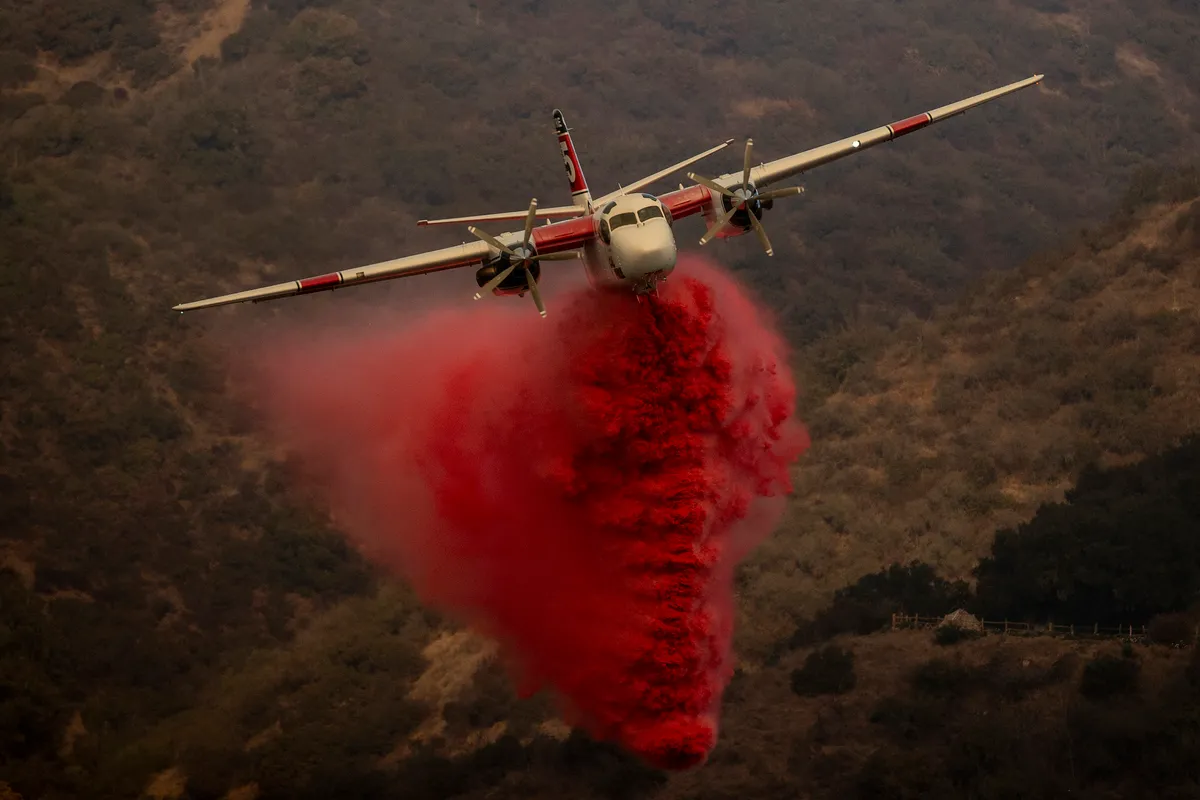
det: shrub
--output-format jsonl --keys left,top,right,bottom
{"left": 935, "top": 624, "right": 982, "bottom": 646}
{"left": 280, "top": 9, "right": 368, "bottom": 63}
{"left": 1079, "top": 653, "right": 1139, "bottom": 700}
{"left": 1147, "top": 612, "right": 1195, "bottom": 647}
{"left": 912, "top": 658, "right": 976, "bottom": 696}
{"left": 868, "top": 695, "right": 945, "bottom": 741}
{"left": 791, "top": 646, "right": 856, "bottom": 696}
{"left": 792, "top": 642, "right": 859, "bottom": 695}
{"left": 221, "top": 10, "right": 278, "bottom": 62}
{"left": 0, "top": 50, "right": 36, "bottom": 88}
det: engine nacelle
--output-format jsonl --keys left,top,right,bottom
{"left": 705, "top": 184, "right": 775, "bottom": 241}
{"left": 475, "top": 256, "right": 542, "bottom": 296}
{"left": 723, "top": 186, "right": 773, "bottom": 229}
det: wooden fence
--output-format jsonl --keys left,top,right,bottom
{"left": 890, "top": 613, "right": 1199, "bottom": 646}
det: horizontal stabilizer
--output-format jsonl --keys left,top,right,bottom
{"left": 418, "top": 205, "right": 585, "bottom": 227}
{"left": 591, "top": 139, "right": 735, "bottom": 207}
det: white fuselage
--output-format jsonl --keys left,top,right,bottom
{"left": 580, "top": 194, "right": 678, "bottom": 293}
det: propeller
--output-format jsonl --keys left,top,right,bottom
{"left": 687, "top": 139, "right": 804, "bottom": 257}
{"left": 468, "top": 197, "right": 576, "bottom": 317}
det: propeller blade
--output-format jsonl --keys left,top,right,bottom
{"left": 758, "top": 186, "right": 804, "bottom": 201}
{"left": 526, "top": 266, "right": 547, "bottom": 317}
{"left": 473, "top": 262, "right": 517, "bottom": 299}
{"left": 698, "top": 203, "right": 741, "bottom": 247}
{"left": 747, "top": 210, "right": 774, "bottom": 257}
{"left": 742, "top": 138, "right": 754, "bottom": 192}
{"left": 522, "top": 198, "right": 538, "bottom": 250}
{"left": 468, "top": 226, "right": 518, "bottom": 258}
{"left": 688, "top": 172, "right": 737, "bottom": 199}
{"left": 530, "top": 251, "right": 579, "bottom": 261}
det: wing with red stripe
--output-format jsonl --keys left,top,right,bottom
{"left": 173, "top": 241, "right": 491, "bottom": 311}
{"left": 531, "top": 216, "right": 595, "bottom": 253}
{"left": 659, "top": 184, "right": 713, "bottom": 223}
{"left": 173, "top": 214, "right": 599, "bottom": 312}
{"left": 725, "top": 74, "right": 1043, "bottom": 191}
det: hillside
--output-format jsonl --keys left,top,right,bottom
{"left": 737, "top": 172, "right": 1200, "bottom": 653}
{"left": 4, "top": 163, "right": 1196, "bottom": 800}
{"left": 2, "top": 0, "right": 1200, "bottom": 798}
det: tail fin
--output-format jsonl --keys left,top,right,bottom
{"left": 553, "top": 109, "right": 591, "bottom": 210}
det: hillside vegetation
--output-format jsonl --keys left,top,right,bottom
{"left": 740, "top": 173, "right": 1200, "bottom": 651}
{"left": 2, "top": 0, "right": 1200, "bottom": 797}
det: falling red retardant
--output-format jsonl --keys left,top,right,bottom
{"left": 245, "top": 255, "right": 810, "bottom": 769}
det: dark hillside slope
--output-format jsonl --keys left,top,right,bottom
{"left": 4, "top": 169, "right": 1190, "bottom": 800}
{"left": 738, "top": 169, "right": 1200, "bottom": 650}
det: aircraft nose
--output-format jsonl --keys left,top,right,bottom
{"left": 615, "top": 231, "right": 677, "bottom": 275}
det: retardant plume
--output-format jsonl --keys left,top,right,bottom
{"left": 241, "top": 255, "right": 809, "bottom": 769}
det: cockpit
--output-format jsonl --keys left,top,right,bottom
{"left": 599, "top": 194, "right": 671, "bottom": 244}
{"left": 595, "top": 193, "right": 677, "bottom": 287}
{"left": 609, "top": 204, "right": 665, "bottom": 230}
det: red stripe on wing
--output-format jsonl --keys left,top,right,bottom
{"left": 660, "top": 185, "right": 712, "bottom": 221}
{"left": 298, "top": 273, "right": 342, "bottom": 292}
{"left": 532, "top": 216, "right": 595, "bottom": 254}
{"left": 888, "top": 113, "right": 932, "bottom": 138}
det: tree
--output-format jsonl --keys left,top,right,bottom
{"left": 975, "top": 437, "right": 1200, "bottom": 625}
{"left": 791, "top": 646, "right": 857, "bottom": 696}
{"left": 786, "top": 562, "right": 971, "bottom": 648}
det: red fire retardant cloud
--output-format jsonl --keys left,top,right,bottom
{"left": 244, "top": 256, "right": 809, "bottom": 769}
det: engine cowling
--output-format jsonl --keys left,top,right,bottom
{"left": 475, "top": 253, "right": 542, "bottom": 296}
{"left": 689, "top": 138, "right": 804, "bottom": 254}
{"left": 719, "top": 184, "right": 773, "bottom": 236}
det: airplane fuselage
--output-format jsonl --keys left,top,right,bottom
{"left": 584, "top": 193, "right": 678, "bottom": 292}
{"left": 485, "top": 192, "right": 684, "bottom": 298}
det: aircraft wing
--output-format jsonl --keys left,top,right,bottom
{"left": 172, "top": 240, "right": 491, "bottom": 311}
{"left": 172, "top": 207, "right": 599, "bottom": 312}
{"left": 741, "top": 74, "right": 1044, "bottom": 190}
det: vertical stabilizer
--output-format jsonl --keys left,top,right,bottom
{"left": 553, "top": 109, "right": 591, "bottom": 210}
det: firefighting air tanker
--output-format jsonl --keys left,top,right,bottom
{"left": 173, "top": 75, "right": 1044, "bottom": 317}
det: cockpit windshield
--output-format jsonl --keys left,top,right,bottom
{"left": 609, "top": 212, "right": 638, "bottom": 231}
{"left": 637, "top": 206, "right": 664, "bottom": 222}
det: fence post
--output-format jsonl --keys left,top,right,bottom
{"left": 1004, "top": 619, "right": 1009, "bottom": 634}
{"left": 1048, "top": 620, "right": 1054, "bottom": 634}
{"left": 1094, "top": 623, "right": 1099, "bottom": 635}
{"left": 1070, "top": 624, "right": 1075, "bottom": 636}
